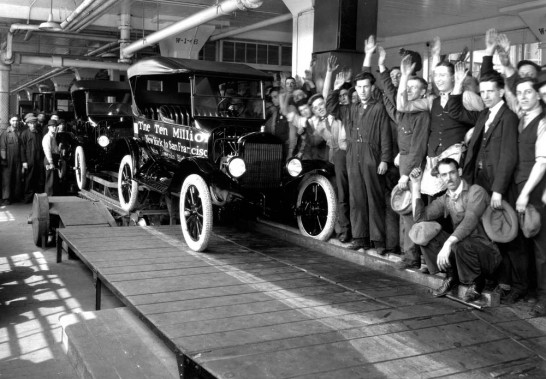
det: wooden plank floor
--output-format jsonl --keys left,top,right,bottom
{"left": 58, "top": 225, "right": 546, "bottom": 378}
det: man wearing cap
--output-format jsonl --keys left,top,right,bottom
{"left": 42, "top": 120, "right": 59, "bottom": 196}
{"left": 36, "top": 111, "right": 47, "bottom": 135}
{"left": 514, "top": 77, "right": 546, "bottom": 316}
{"left": 447, "top": 63, "right": 525, "bottom": 303}
{"left": 20, "top": 115, "right": 44, "bottom": 202}
{"left": 0, "top": 115, "right": 23, "bottom": 205}
{"left": 410, "top": 158, "right": 501, "bottom": 302}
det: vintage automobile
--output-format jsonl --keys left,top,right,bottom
{"left": 68, "top": 80, "right": 134, "bottom": 190}
{"left": 118, "top": 56, "right": 337, "bottom": 251}
{"left": 32, "top": 90, "right": 75, "bottom": 122}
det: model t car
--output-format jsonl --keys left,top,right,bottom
{"left": 66, "top": 80, "right": 133, "bottom": 190}
{"left": 118, "top": 56, "right": 337, "bottom": 251}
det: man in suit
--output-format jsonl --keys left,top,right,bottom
{"left": 446, "top": 65, "right": 524, "bottom": 304}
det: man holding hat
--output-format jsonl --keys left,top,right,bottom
{"left": 42, "top": 119, "right": 59, "bottom": 196}
{"left": 513, "top": 77, "right": 546, "bottom": 316}
{"left": 0, "top": 115, "right": 23, "bottom": 205}
{"left": 20, "top": 115, "right": 44, "bottom": 202}
{"left": 410, "top": 158, "right": 501, "bottom": 302}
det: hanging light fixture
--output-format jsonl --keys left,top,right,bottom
{"left": 39, "top": 0, "right": 62, "bottom": 31}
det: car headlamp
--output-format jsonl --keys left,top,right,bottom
{"left": 97, "top": 135, "right": 110, "bottom": 147}
{"left": 227, "top": 156, "right": 246, "bottom": 178}
{"left": 286, "top": 157, "right": 302, "bottom": 177}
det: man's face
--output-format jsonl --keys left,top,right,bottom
{"left": 293, "top": 90, "right": 306, "bottom": 103}
{"left": 433, "top": 65, "right": 454, "bottom": 93}
{"left": 28, "top": 121, "right": 36, "bottom": 131}
{"left": 311, "top": 98, "right": 327, "bottom": 118}
{"left": 516, "top": 81, "right": 540, "bottom": 112}
{"left": 339, "top": 89, "right": 350, "bottom": 105}
{"left": 9, "top": 118, "right": 19, "bottom": 129}
{"left": 407, "top": 79, "right": 426, "bottom": 101}
{"left": 58, "top": 123, "right": 65, "bottom": 132}
{"left": 285, "top": 79, "right": 296, "bottom": 93}
{"left": 438, "top": 162, "right": 462, "bottom": 192}
{"left": 48, "top": 125, "right": 57, "bottom": 135}
{"left": 390, "top": 69, "right": 402, "bottom": 88}
{"left": 351, "top": 91, "right": 360, "bottom": 104}
{"left": 479, "top": 81, "right": 504, "bottom": 109}
{"left": 270, "top": 90, "right": 280, "bottom": 107}
{"left": 518, "top": 64, "right": 538, "bottom": 79}
{"left": 298, "top": 104, "right": 312, "bottom": 118}
{"left": 355, "top": 79, "right": 373, "bottom": 103}
{"left": 37, "top": 114, "right": 45, "bottom": 122}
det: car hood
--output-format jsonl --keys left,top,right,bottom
{"left": 193, "top": 117, "right": 265, "bottom": 133}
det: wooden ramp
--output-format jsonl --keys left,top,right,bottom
{"left": 49, "top": 196, "right": 116, "bottom": 228}
{"left": 56, "top": 225, "right": 546, "bottom": 379}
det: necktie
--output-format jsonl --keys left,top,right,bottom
{"left": 518, "top": 112, "right": 527, "bottom": 133}
{"left": 484, "top": 109, "right": 492, "bottom": 133}
{"left": 440, "top": 92, "right": 449, "bottom": 107}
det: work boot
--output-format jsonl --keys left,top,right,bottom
{"left": 433, "top": 268, "right": 459, "bottom": 297}
{"left": 463, "top": 283, "right": 482, "bottom": 302}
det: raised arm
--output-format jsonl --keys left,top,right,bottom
{"left": 397, "top": 55, "right": 429, "bottom": 112}
{"left": 447, "top": 62, "right": 480, "bottom": 124}
{"left": 322, "top": 55, "right": 339, "bottom": 99}
{"left": 362, "top": 35, "right": 377, "bottom": 70}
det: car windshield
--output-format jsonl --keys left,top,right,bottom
{"left": 193, "top": 76, "right": 264, "bottom": 119}
{"left": 85, "top": 91, "right": 132, "bottom": 116}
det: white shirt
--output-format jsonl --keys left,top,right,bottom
{"left": 484, "top": 100, "right": 504, "bottom": 133}
{"left": 447, "top": 180, "right": 464, "bottom": 201}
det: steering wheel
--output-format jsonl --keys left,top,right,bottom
{"left": 217, "top": 97, "right": 245, "bottom": 117}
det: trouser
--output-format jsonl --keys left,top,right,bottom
{"left": 419, "top": 229, "right": 501, "bottom": 284}
{"left": 401, "top": 213, "right": 420, "bottom": 263}
{"left": 347, "top": 142, "right": 386, "bottom": 243}
{"left": 518, "top": 180, "right": 546, "bottom": 300}
{"left": 2, "top": 162, "right": 22, "bottom": 201}
{"left": 44, "top": 156, "right": 59, "bottom": 197}
{"left": 24, "top": 161, "right": 43, "bottom": 201}
{"left": 385, "top": 165, "right": 400, "bottom": 251}
{"left": 333, "top": 149, "right": 350, "bottom": 237}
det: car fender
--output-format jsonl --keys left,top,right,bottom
{"left": 169, "top": 157, "right": 231, "bottom": 193}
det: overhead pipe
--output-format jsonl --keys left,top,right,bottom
{"left": 60, "top": 0, "right": 97, "bottom": 30}
{"left": 118, "top": 0, "right": 132, "bottom": 63}
{"left": 70, "top": 0, "right": 121, "bottom": 32}
{"left": 26, "top": 30, "right": 118, "bottom": 42}
{"left": 10, "top": 41, "right": 121, "bottom": 94}
{"left": 18, "top": 55, "right": 129, "bottom": 71}
{"left": 210, "top": 13, "right": 292, "bottom": 41}
{"left": 121, "top": 0, "right": 263, "bottom": 59}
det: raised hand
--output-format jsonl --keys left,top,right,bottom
{"left": 378, "top": 46, "right": 387, "bottom": 67}
{"left": 485, "top": 28, "right": 498, "bottom": 55}
{"left": 333, "top": 72, "right": 345, "bottom": 90}
{"left": 327, "top": 55, "right": 339, "bottom": 73}
{"left": 343, "top": 67, "right": 353, "bottom": 83}
{"left": 364, "top": 35, "right": 377, "bottom": 55}
{"left": 454, "top": 61, "right": 468, "bottom": 88}
{"left": 400, "top": 54, "right": 415, "bottom": 77}
{"left": 431, "top": 36, "right": 441, "bottom": 58}
{"left": 497, "top": 33, "right": 511, "bottom": 54}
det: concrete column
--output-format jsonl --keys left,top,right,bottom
{"left": 282, "top": 0, "right": 314, "bottom": 78}
{"left": 0, "top": 61, "right": 10, "bottom": 130}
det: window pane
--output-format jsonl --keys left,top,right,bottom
{"left": 246, "top": 44, "right": 257, "bottom": 64}
{"left": 281, "top": 45, "right": 291, "bottom": 66}
{"left": 223, "top": 41, "right": 234, "bottom": 62}
{"left": 257, "top": 44, "right": 268, "bottom": 64}
{"left": 268, "top": 45, "right": 279, "bottom": 65}
{"left": 235, "top": 42, "right": 246, "bottom": 63}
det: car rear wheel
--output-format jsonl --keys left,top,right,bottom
{"left": 179, "top": 174, "right": 213, "bottom": 252}
{"left": 296, "top": 174, "right": 337, "bottom": 241}
{"left": 118, "top": 155, "right": 139, "bottom": 211}
{"left": 74, "top": 146, "right": 86, "bottom": 189}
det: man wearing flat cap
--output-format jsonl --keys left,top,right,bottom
{"left": 0, "top": 115, "right": 23, "bottom": 205}
{"left": 410, "top": 158, "right": 501, "bottom": 302}
{"left": 42, "top": 120, "right": 59, "bottom": 196}
{"left": 20, "top": 115, "right": 44, "bottom": 202}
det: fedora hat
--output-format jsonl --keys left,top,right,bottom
{"left": 409, "top": 221, "right": 442, "bottom": 245}
{"left": 391, "top": 183, "right": 412, "bottom": 215}
{"left": 520, "top": 204, "right": 541, "bottom": 238}
{"left": 482, "top": 200, "right": 518, "bottom": 243}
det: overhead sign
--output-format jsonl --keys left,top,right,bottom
{"left": 158, "top": 25, "right": 215, "bottom": 59}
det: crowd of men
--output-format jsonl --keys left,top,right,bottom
{"left": 0, "top": 112, "right": 65, "bottom": 205}
{"left": 264, "top": 29, "right": 546, "bottom": 316}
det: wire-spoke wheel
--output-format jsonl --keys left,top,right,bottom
{"left": 117, "top": 155, "right": 139, "bottom": 211}
{"left": 74, "top": 146, "right": 86, "bottom": 189}
{"left": 296, "top": 174, "right": 337, "bottom": 240}
{"left": 179, "top": 174, "right": 213, "bottom": 252}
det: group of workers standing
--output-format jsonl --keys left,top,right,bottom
{"left": 0, "top": 112, "right": 64, "bottom": 205}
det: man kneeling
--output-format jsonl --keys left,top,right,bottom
{"left": 410, "top": 158, "right": 501, "bottom": 302}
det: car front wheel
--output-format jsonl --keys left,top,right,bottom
{"left": 118, "top": 155, "right": 139, "bottom": 211}
{"left": 179, "top": 174, "right": 213, "bottom": 252}
{"left": 296, "top": 174, "right": 337, "bottom": 241}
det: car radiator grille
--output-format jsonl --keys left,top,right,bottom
{"left": 241, "top": 143, "right": 283, "bottom": 190}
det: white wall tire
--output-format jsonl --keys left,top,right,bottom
{"left": 74, "top": 146, "right": 86, "bottom": 190}
{"left": 118, "top": 155, "right": 139, "bottom": 212}
{"left": 296, "top": 174, "right": 337, "bottom": 241}
{"left": 179, "top": 174, "right": 213, "bottom": 252}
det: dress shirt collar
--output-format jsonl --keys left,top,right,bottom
{"left": 487, "top": 100, "right": 504, "bottom": 120}
{"left": 521, "top": 106, "right": 542, "bottom": 128}
{"left": 447, "top": 179, "right": 464, "bottom": 201}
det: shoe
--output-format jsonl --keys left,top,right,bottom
{"left": 531, "top": 301, "right": 546, "bottom": 317}
{"left": 463, "top": 284, "right": 481, "bottom": 302}
{"left": 502, "top": 291, "right": 524, "bottom": 305}
{"left": 493, "top": 285, "right": 511, "bottom": 299}
{"left": 396, "top": 260, "right": 421, "bottom": 270}
{"left": 433, "top": 277, "right": 459, "bottom": 297}
{"left": 420, "top": 266, "right": 430, "bottom": 274}
{"left": 338, "top": 234, "right": 351, "bottom": 243}
{"left": 376, "top": 247, "right": 387, "bottom": 256}
{"left": 346, "top": 240, "right": 366, "bottom": 250}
